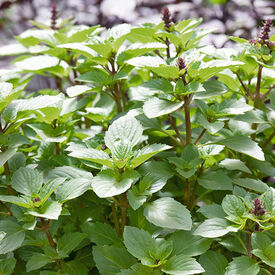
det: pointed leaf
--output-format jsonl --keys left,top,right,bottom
{"left": 144, "top": 197, "right": 192, "bottom": 230}
{"left": 92, "top": 169, "right": 140, "bottom": 198}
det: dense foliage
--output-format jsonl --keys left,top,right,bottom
{"left": 0, "top": 7, "right": 274, "bottom": 275}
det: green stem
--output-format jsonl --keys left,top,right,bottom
{"left": 189, "top": 161, "right": 204, "bottom": 209}
{"left": 184, "top": 96, "right": 192, "bottom": 144}
{"left": 246, "top": 233, "right": 253, "bottom": 258}
{"left": 0, "top": 201, "right": 12, "bottom": 216}
{"left": 41, "top": 219, "right": 62, "bottom": 271}
{"left": 251, "top": 65, "right": 262, "bottom": 141}
{"left": 112, "top": 203, "right": 121, "bottom": 236}
{"left": 262, "top": 130, "right": 275, "bottom": 150}
{"left": 120, "top": 193, "right": 128, "bottom": 234}
{"left": 194, "top": 129, "right": 206, "bottom": 145}
{"left": 168, "top": 115, "right": 185, "bottom": 147}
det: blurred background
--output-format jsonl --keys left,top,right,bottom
{"left": 0, "top": 0, "right": 274, "bottom": 45}
{"left": 0, "top": 0, "right": 274, "bottom": 87}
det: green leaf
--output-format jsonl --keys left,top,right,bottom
{"left": 26, "top": 253, "right": 53, "bottom": 272}
{"left": 56, "top": 178, "right": 92, "bottom": 202}
{"left": 118, "top": 263, "right": 162, "bottom": 275}
{"left": 194, "top": 218, "right": 238, "bottom": 238}
{"left": 76, "top": 70, "right": 112, "bottom": 85}
{"left": 91, "top": 169, "right": 140, "bottom": 198}
{"left": 161, "top": 255, "right": 204, "bottom": 275}
{"left": 132, "top": 144, "right": 172, "bottom": 168}
{"left": 222, "top": 195, "right": 247, "bottom": 219}
{"left": 225, "top": 256, "right": 260, "bottom": 275}
{"left": 168, "top": 231, "right": 212, "bottom": 256}
{"left": 81, "top": 221, "right": 119, "bottom": 245}
{"left": 27, "top": 200, "right": 62, "bottom": 220}
{"left": 138, "top": 161, "right": 174, "bottom": 193}
{"left": 58, "top": 43, "right": 96, "bottom": 58}
{"left": 251, "top": 232, "right": 275, "bottom": 268}
{"left": 15, "top": 55, "right": 68, "bottom": 72}
{"left": 197, "top": 203, "right": 225, "bottom": 219}
{"left": 11, "top": 167, "right": 43, "bottom": 196}
{"left": 47, "top": 166, "right": 93, "bottom": 180}
{"left": 143, "top": 98, "right": 184, "bottom": 118}
{"left": 198, "top": 170, "right": 233, "bottom": 191}
{"left": 105, "top": 115, "right": 143, "bottom": 160}
{"left": 0, "top": 220, "right": 25, "bottom": 254}
{"left": 216, "top": 136, "right": 265, "bottom": 161}
{"left": 219, "top": 158, "right": 251, "bottom": 174}
{"left": 0, "top": 43, "right": 27, "bottom": 56}
{"left": 67, "top": 144, "right": 113, "bottom": 168}
{"left": 123, "top": 226, "right": 157, "bottom": 265}
{"left": 0, "top": 195, "right": 32, "bottom": 208}
{"left": 0, "top": 257, "right": 16, "bottom": 275}
{"left": 66, "top": 85, "right": 92, "bottom": 97}
{"left": 39, "top": 178, "right": 66, "bottom": 205}
{"left": 93, "top": 245, "right": 136, "bottom": 275}
{"left": 57, "top": 232, "right": 86, "bottom": 257}
{"left": 233, "top": 178, "right": 269, "bottom": 193}
{"left": 62, "top": 260, "right": 89, "bottom": 275}
{"left": 0, "top": 148, "right": 17, "bottom": 168}
{"left": 144, "top": 197, "right": 192, "bottom": 230}
{"left": 199, "top": 251, "right": 228, "bottom": 275}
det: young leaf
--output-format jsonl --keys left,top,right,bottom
{"left": 105, "top": 115, "right": 143, "bottom": 160}
{"left": 222, "top": 195, "right": 247, "bottom": 218}
{"left": 91, "top": 169, "right": 140, "bottom": 198}
{"left": 27, "top": 200, "right": 62, "bottom": 220}
{"left": 131, "top": 144, "right": 172, "bottom": 168}
{"left": 144, "top": 197, "right": 192, "bottom": 230}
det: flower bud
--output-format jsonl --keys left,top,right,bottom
{"left": 162, "top": 7, "right": 173, "bottom": 31}
{"left": 250, "top": 198, "right": 266, "bottom": 216}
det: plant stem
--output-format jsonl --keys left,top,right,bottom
{"left": 165, "top": 38, "right": 170, "bottom": 58}
{"left": 112, "top": 203, "right": 121, "bottom": 236}
{"left": 184, "top": 96, "right": 192, "bottom": 144}
{"left": 262, "top": 84, "right": 275, "bottom": 98}
{"left": 183, "top": 179, "right": 190, "bottom": 206}
{"left": 0, "top": 201, "right": 12, "bottom": 216}
{"left": 262, "top": 130, "right": 275, "bottom": 149}
{"left": 40, "top": 218, "right": 62, "bottom": 271}
{"left": 251, "top": 65, "right": 262, "bottom": 140}
{"left": 246, "top": 233, "right": 253, "bottom": 258}
{"left": 168, "top": 115, "right": 185, "bottom": 147}
{"left": 236, "top": 74, "right": 252, "bottom": 98}
{"left": 189, "top": 161, "right": 204, "bottom": 209}
{"left": 194, "top": 129, "right": 206, "bottom": 145}
{"left": 120, "top": 193, "right": 127, "bottom": 234}
{"left": 3, "top": 152, "right": 14, "bottom": 195}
